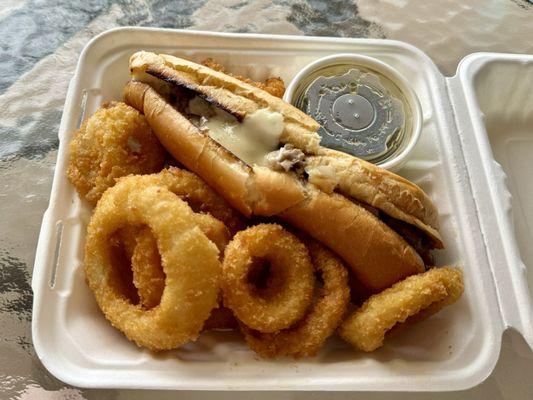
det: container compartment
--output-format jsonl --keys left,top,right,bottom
{"left": 32, "top": 29, "right": 507, "bottom": 391}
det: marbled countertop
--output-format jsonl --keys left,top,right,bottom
{"left": 1, "top": 1, "right": 532, "bottom": 399}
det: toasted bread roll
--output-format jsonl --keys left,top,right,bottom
{"left": 305, "top": 150, "right": 442, "bottom": 247}
{"left": 124, "top": 80, "right": 307, "bottom": 217}
{"left": 130, "top": 51, "right": 321, "bottom": 154}
{"left": 124, "top": 52, "right": 441, "bottom": 292}
{"left": 280, "top": 189, "right": 424, "bottom": 291}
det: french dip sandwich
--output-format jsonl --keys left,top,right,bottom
{"left": 123, "top": 51, "right": 443, "bottom": 292}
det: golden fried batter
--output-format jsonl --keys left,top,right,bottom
{"left": 84, "top": 175, "right": 221, "bottom": 350}
{"left": 221, "top": 224, "right": 315, "bottom": 333}
{"left": 67, "top": 101, "right": 165, "bottom": 205}
{"left": 242, "top": 241, "right": 350, "bottom": 358}
{"left": 339, "top": 267, "right": 464, "bottom": 352}
{"left": 115, "top": 167, "right": 243, "bottom": 309}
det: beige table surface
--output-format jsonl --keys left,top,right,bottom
{"left": 1, "top": 0, "right": 532, "bottom": 398}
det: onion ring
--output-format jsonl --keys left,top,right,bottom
{"left": 122, "top": 214, "right": 229, "bottom": 310}
{"left": 128, "top": 229, "right": 163, "bottom": 309}
{"left": 221, "top": 224, "right": 315, "bottom": 333}
{"left": 338, "top": 267, "right": 464, "bottom": 352}
{"left": 157, "top": 167, "right": 247, "bottom": 235}
{"left": 241, "top": 241, "right": 350, "bottom": 358}
{"left": 67, "top": 101, "right": 165, "bottom": 205}
{"left": 116, "top": 167, "right": 242, "bottom": 309}
{"left": 84, "top": 175, "right": 221, "bottom": 350}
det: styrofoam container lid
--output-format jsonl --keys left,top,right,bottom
{"left": 449, "top": 52, "right": 533, "bottom": 349}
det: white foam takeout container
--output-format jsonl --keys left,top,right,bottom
{"left": 31, "top": 28, "right": 533, "bottom": 391}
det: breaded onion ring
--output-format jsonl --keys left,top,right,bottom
{"left": 221, "top": 224, "right": 315, "bottom": 333}
{"left": 127, "top": 167, "right": 246, "bottom": 234}
{"left": 116, "top": 167, "right": 243, "bottom": 308}
{"left": 84, "top": 175, "right": 221, "bottom": 350}
{"left": 242, "top": 241, "right": 350, "bottom": 358}
{"left": 126, "top": 228, "right": 236, "bottom": 328}
{"left": 131, "top": 222, "right": 228, "bottom": 309}
{"left": 129, "top": 229, "right": 163, "bottom": 309}
{"left": 67, "top": 102, "right": 165, "bottom": 205}
{"left": 338, "top": 267, "right": 464, "bottom": 352}
{"left": 158, "top": 167, "right": 247, "bottom": 235}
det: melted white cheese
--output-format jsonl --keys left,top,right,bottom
{"left": 194, "top": 100, "right": 285, "bottom": 166}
